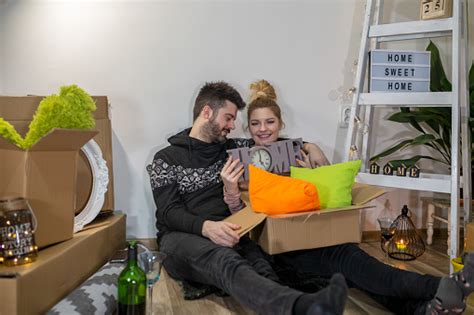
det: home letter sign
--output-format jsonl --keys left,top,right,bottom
{"left": 370, "top": 50, "right": 431, "bottom": 93}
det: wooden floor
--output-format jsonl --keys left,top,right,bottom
{"left": 152, "top": 237, "right": 474, "bottom": 315}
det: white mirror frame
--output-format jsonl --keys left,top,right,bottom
{"left": 74, "top": 139, "right": 109, "bottom": 233}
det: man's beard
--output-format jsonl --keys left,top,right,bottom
{"left": 202, "top": 118, "right": 228, "bottom": 143}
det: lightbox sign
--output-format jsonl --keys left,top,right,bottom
{"left": 369, "top": 50, "right": 431, "bottom": 93}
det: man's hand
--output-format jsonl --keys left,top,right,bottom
{"left": 202, "top": 220, "right": 241, "bottom": 247}
{"left": 220, "top": 156, "right": 244, "bottom": 193}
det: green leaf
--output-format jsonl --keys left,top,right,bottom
{"left": 469, "top": 62, "right": 474, "bottom": 93}
{"left": 427, "top": 41, "right": 452, "bottom": 92}
{"left": 400, "top": 107, "right": 425, "bottom": 133}
{"left": 370, "top": 140, "right": 413, "bottom": 162}
{"left": 388, "top": 111, "right": 450, "bottom": 127}
{"left": 411, "top": 133, "right": 437, "bottom": 145}
{"left": 440, "top": 127, "right": 451, "bottom": 152}
{"left": 388, "top": 155, "right": 448, "bottom": 168}
{"left": 419, "top": 107, "right": 451, "bottom": 118}
{"left": 470, "top": 90, "right": 474, "bottom": 109}
{"left": 370, "top": 134, "right": 436, "bottom": 161}
{"left": 433, "top": 138, "right": 451, "bottom": 162}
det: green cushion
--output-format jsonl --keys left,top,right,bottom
{"left": 290, "top": 160, "right": 361, "bottom": 209}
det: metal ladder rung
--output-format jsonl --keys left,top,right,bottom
{"left": 358, "top": 92, "right": 453, "bottom": 106}
{"left": 369, "top": 18, "right": 453, "bottom": 39}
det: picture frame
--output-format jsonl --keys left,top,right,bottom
{"left": 74, "top": 139, "right": 109, "bottom": 232}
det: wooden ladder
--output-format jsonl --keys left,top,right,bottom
{"left": 344, "top": 0, "right": 471, "bottom": 258}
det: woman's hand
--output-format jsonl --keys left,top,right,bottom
{"left": 221, "top": 156, "right": 245, "bottom": 193}
{"left": 296, "top": 150, "right": 312, "bottom": 168}
{"left": 298, "top": 143, "right": 330, "bottom": 168}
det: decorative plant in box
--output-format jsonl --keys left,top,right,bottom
{"left": 0, "top": 84, "right": 96, "bottom": 149}
{"left": 369, "top": 41, "right": 473, "bottom": 169}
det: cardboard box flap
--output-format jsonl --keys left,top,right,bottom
{"left": 224, "top": 205, "right": 267, "bottom": 236}
{"left": 0, "top": 96, "right": 45, "bottom": 120}
{"left": 0, "top": 137, "right": 22, "bottom": 151}
{"left": 352, "top": 183, "right": 386, "bottom": 205}
{"left": 29, "top": 129, "right": 98, "bottom": 151}
{"left": 93, "top": 96, "right": 110, "bottom": 119}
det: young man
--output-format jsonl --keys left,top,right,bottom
{"left": 148, "top": 81, "right": 474, "bottom": 315}
{"left": 146, "top": 81, "right": 347, "bottom": 315}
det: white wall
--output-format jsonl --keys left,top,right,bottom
{"left": 0, "top": 0, "right": 366, "bottom": 237}
{"left": 1, "top": 0, "right": 471, "bottom": 237}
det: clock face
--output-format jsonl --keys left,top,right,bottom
{"left": 250, "top": 148, "right": 272, "bottom": 171}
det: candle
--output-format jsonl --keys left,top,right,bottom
{"left": 396, "top": 239, "right": 407, "bottom": 251}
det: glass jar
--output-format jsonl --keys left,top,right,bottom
{"left": 0, "top": 197, "right": 38, "bottom": 266}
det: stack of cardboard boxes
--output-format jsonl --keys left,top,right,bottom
{"left": 0, "top": 96, "right": 125, "bottom": 314}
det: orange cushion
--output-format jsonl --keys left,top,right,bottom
{"left": 248, "top": 164, "right": 320, "bottom": 215}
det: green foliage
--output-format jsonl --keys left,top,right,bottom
{"left": 0, "top": 85, "right": 96, "bottom": 149}
{"left": 0, "top": 117, "right": 24, "bottom": 148}
{"left": 370, "top": 41, "right": 473, "bottom": 167}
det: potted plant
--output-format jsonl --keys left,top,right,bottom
{"left": 369, "top": 41, "right": 474, "bottom": 173}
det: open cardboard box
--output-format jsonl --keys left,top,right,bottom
{"left": 0, "top": 128, "right": 97, "bottom": 248}
{"left": 0, "top": 95, "right": 115, "bottom": 214}
{"left": 0, "top": 214, "right": 126, "bottom": 315}
{"left": 225, "top": 183, "right": 385, "bottom": 254}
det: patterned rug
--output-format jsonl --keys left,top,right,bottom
{"left": 47, "top": 262, "right": 124, "bottom": 315}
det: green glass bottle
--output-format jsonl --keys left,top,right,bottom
{"left": 118, "top": 241, "right": 146, "bottom": 315}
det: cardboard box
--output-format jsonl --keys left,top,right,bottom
{"left": 0, "top": 214, "right": 126, "bottom": 315}
{"left": 465, "top": 222, "right": 474, "bottom": 252}
{"left": 0, "top": 95, "right": 115, "bottom": 214}
{"left": 226, "top": 184, "right": 385, "bottom": 254}
{"left": 0, "top": 129, "right": 97, "bottom": 248}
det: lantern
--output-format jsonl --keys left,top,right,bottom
{"left": 0, "top": 197, "right": 38, "bottom": 266}
{"left": 387, "top": 205, "right": 425, "bottom": 261}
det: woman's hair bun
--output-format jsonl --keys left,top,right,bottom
{"left": 249, "top": 79, "right": 277, "bottom": 102}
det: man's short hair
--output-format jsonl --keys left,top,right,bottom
{"left": 193, "top": 81, "right": 246, "bottom": 121}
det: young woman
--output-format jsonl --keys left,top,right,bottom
{"left": 221, "top": 79, "right": 474, "bottom": 315}
{"left": 222, "top": 79, "right": 329, "bottom": 213}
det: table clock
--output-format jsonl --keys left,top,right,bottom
{"left": 227, "top": 138, "right": 304, "bottom": 180}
